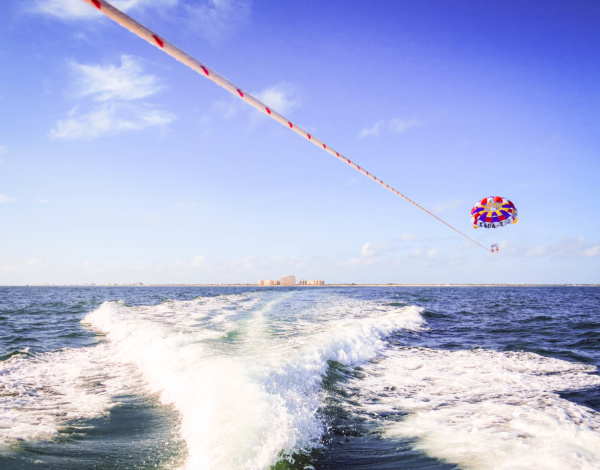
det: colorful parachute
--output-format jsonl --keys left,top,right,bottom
{"left": 471, "top": 196, "right": 518, "bottom": 229}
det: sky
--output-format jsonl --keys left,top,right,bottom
{"left": 1, "top": 0, "right": 599, "bottom": 285}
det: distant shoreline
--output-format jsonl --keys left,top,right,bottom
{"left": 4, "top": 284, "right": 599, "bottom": 288}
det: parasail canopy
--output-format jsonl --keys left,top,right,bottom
{"left": 471, "top": 196, "right": 518, "bottom": 229}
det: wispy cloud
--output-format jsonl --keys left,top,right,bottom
{"left": 31, "top": 0, "right": 177, "bottom": 20}
{"left": 433, "top": 199, "right": 463, "bottom": 214}
{"left": 31, "top": 0, "right": 102, "bottom": 19}
{"left": 397, "top": 233, "right": 418, "bottom": 242}
{"left": 71, "top": 55, "right": 162, "bottom": 102}
{"left": 0, "top": 194, "right": 17, "bottom": 204}
{"left": 525, "top": 236, "right": 599, "bottom": 258}
{"left": 358, "top": 118, "right": 420, "bottom": 139}
{"left": 190, "top": 255, "right": 205, "bottom": 268}
{"left": 50, "top": 102, "right": 174, "bottom": 140}
{"left": 342, "top": 242, "right": 396, "bottom": 267}
{"left": 209, "top": 82, "right": 302, "bottom": 126}
{"left": 31, "top": 0, "right": 250, "bottom": 48}
{"left": 50, "top": 56, "right": 175, "bottom": 140}
{"left": 388, "top": 118, "right": 420, "bottom": 134}
{"left": 584, "top": 245, "right": 600, "bottom": 257}
{"left": 211, "top": 98, "right": 244, "bottom": 120}
{"left": 411, "top": 248, "right": 441, "bottom": 259}
{"left": 361, "top": 242, "right": 392, "bottom": 258}
{"left": 183, "top": 0, "right": 251, "bottom": 44}
{"left": 255, "top": 82, "right": 301, "bottom": 116}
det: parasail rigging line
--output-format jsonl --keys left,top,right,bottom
{"left": 79, "top": 0, "right": 491, "bottom": 252}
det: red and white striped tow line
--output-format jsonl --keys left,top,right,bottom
{"left": 80, "top": 0, "right": 490, "bottom": 252}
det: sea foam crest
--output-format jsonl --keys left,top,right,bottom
{"left": 0, "top": 343, "right": 141, "bottom": 448}
{"left": 354, "top": 347, "right": 600, "bottom": 470}
{"left": 81, "top": 292, "right": 425, "bottom": 469}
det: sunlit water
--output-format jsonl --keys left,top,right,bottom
{"left": 1, "top": 286, "right": 599, "bottom": 469}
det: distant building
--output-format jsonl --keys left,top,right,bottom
{"left": 299, "top": 279, "right": 324, "bottom": 286}
{"left": 280, "top": 275, "right": 296, "bottom": 286}
{"left": 259, "top": 276, "right": 323, "bottom": 286}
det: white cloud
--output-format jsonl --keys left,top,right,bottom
{"left": 31, "top": 0, "right": 246, "bottom": 46}
{"left": 0, "top": 261, "right": 15, "bottom": 275}
{"left": 184, "top": 0, "right": 251, "bottom": 44}
{"left": 0, "top": 146, "right": 7, "bottom": 155}
{"left": 255, "top": 82, "right": 301, "bottom": 116}
{"left": 208, "top": 82, "right": 302, "bottom": 127}
{"left": 399, "top": 233, "right": 418, "bottom": 242}
{"left": 387, "top": 118, "right": 420, "bottom": 134}
{"left": 50, "top": 56, "right": 174, "bottom": 140}
{"left": 526, "top": 246, "right": 547, "bottom": 257}
{"left": 31, "top": 0, "right": 102, "bottom": 19}
{"left": 433, "top": 199, "right": 462, "bottom": 214}
{"left": 111, "top": 0, "right": 178, "bottom": 10}
{"left": 411, "top": 248, "right": 441, "bottom": 259}
{"left": 31, "top": 0, "right": 177, "bottom": 20}
{"left": 37, "top": 198, "right": 50, "bottom": 204}
{"left": 342, "top": 242, "right": 395, "bottom": 266}
{"left": 358, "top": 118, "right": 420, "bottom": 139}
{"left": 0, "top": 194, "right": 17, "bottom": 204}
{"left": 526, "top": 236, "right": 600, "bottom": 258}
{"left": 584, "top": 246, "right": 600, "bottom": 257}
{"left": 49, "top": 102, "right": 175, "bottom": 140}
{"left": 71, "top": 55, "right": 162, "bottom": 102}
{"left": 361, "top": 242, "right": 377, "bottom": 258}
{"left": 190, "top": 256, "right": 205, "bottom": 267}
{"left": 361, "top": 242, "right": 392, "bottom": 258}
{"left": 358, "top": 120, "right": 385, "bottom": 139}
{"left": 212, "top": 98, "right": 244, "bottom": 120}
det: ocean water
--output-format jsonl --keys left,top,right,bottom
{"left": 1, "top": 285, "right": 599, "bottom": 469}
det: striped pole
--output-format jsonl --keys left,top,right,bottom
{"left": 80, "top": 0, "right": 491, "bottom": 252}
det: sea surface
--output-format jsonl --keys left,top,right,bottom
{"left": 1, "top": 285, "right": 599, "bottom": 469}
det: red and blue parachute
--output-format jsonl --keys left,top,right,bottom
{"left": 471, "top": 196, "right": 518, "bottom": 229}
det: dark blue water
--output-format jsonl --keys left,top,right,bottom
{"left": 1, "top": 286, "right": 599, "bottom": 469}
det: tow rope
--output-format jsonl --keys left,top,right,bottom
{"left": 80, "top": 0, "right": 491, "bottom": 252}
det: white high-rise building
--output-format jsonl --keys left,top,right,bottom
{"left": 280, "top": 275, "right": 296, "bottom": 286}
{"left": 281, "top": 274, "right": 296, "bottom": 286}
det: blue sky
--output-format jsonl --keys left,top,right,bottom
{"left": 1, "top": 0, "right": 599, "bottom": 285}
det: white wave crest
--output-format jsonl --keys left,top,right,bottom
{"left": 81, "top": 292, "right": 425, "bottom": 469}
{"left": 354, "top": 347, "right": 600, "bottom": 470}
{"left": 0, "top": 344, "right": 141, "bottom": 448}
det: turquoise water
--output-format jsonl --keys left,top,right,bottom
{"left": 1, "top": 286, "right": 599, "bottom": 469}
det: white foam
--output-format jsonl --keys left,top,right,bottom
{"left": 353, "top": 347, "right": 600, "bottom": 470}
{"left": 0, "top": 343, "right": 141, "bottom": 448}
{"left": 0, "top": 293, "right": 258, "bottom": 451}
{"left": 80, "top": 291, "right": 425, "bottom": 469}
